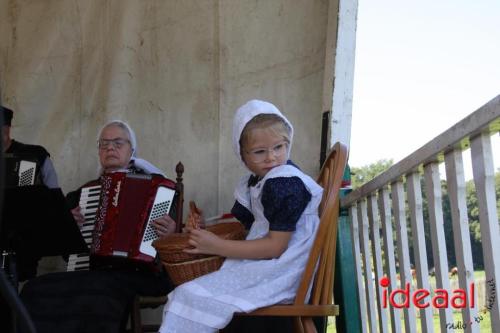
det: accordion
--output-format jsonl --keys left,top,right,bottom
{"left": 5, "top": 155, "right": 38, "bottom": 187}
{"left": 68, "top": 171, "right": 177, "bottom": 271}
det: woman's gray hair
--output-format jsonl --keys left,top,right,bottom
{"left": 98, "top": 120, "right": 137, "bottom": 157}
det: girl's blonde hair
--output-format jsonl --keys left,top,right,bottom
{"left": 239, "top": 114, "right": 291, "bottom": 152}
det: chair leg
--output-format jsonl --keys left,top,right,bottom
{"left": 301, "top": 317, "right": 317, "bottom": 333}
{"left": 292, "top": 316, "right": 304, "bottom": 333}
{"left": 130, "top": 296, "right": 142, "bottom": 333}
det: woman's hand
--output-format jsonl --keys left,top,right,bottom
{"left": 152, "top": 214, "right": 177, "bottom": 238}
{"left": 184, "top": 229, "right": 222, "bottom": 255}
{"left": 71, "top": 206, "right": 85, "bottom": 228}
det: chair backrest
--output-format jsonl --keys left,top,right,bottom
{"left": 293, "top": 142, "right": 348, "bottom": 306}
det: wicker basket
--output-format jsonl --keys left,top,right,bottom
{"left": 153, "top": 222, "right": 245, "bottom": 284}
{"left": 153, "top": 222, "right": 245, "bottom": 264}
{"left": 153, "top": 233, "right": 208, "bottom": 263}
{"left": 163, "top": 256, "right": 225, "bottom": 285}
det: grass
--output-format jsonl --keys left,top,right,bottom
{"left": 438, "top": 309, "right": 491, "bottom": 332}
{"left": 327, "top": 310, "right": 491, "bottom": 332}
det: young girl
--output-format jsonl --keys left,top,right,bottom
{"left": 159, "top": 99, "right": 323, "bottom": 333}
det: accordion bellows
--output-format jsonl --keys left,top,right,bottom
{"left": 153, "top": 222, "right": 246, "bottom": 285}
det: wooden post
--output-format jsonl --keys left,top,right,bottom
{"left": 175, "top": 161, "right": 184, "bottom": 233}
{"left": 334, "top": 184, "right": 362, "bottom": 332}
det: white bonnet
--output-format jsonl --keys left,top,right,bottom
{"left": 232, "top": 99, "right": 294, "bottom": 163}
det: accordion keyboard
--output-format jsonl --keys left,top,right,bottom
{"left": 66, "top": 185, "right": 101, "bottom": 271}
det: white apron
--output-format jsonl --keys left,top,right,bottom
{"left": 160, "top": 165, "right": 323, "bottom": 330}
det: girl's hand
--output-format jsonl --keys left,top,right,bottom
{"left": 184, "top": 228, "right": 221, "bottom": 255}
{"left": 152, "top": 214, "right": 177, "bottom": 238}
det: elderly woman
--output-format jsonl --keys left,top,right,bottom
{"left": 19, "top": 120, "right": 175, "bottom": 333}
{"left": 69, "top": 120, "right": 175, "bottom": 236}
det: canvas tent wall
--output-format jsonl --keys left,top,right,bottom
{"left": 0, "top": 0, "right": 356, "bottom": 217}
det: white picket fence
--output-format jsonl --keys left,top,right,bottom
{"left": 341, "top": 95, "right": 500, "bottom": 333}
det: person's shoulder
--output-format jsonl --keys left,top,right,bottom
{"left": 11, "top": 140, "right": 50, "bottom": 157}
{"left": 30, "top": 144, "right": 50, "bottom": 157}
{"left": 264, "top": 162, "right": 305, "bottom": 180}
{"left": 263, "top": 162, "right": 322, "bottom": 195}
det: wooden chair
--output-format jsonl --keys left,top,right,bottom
{"left": 130, "top": 143, "right": 348, "bottom": 333}
{"left": 172, "top": 162, "right": 185, "bottom": 233}
{"left": 233, "top": 142, "right": 348, "bottom": 333}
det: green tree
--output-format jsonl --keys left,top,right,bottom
{"left": 350, "top": 160, "right": 499, "bottom": 273}
{"left": 463, "top": 169, "right": 500, "bottom": 270}
{"left": 351, "top": 159, "right": 393, "bottom": 189}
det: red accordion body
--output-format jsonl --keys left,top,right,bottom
{"left": 91, "top": 172, "right": 177, "bottom": 266}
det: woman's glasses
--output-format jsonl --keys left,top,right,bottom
{"left": 245, "top": 141, "right": 288, "bottom": 163}
{"left": 98, "top": 138, "right": 130, "bottom": 150}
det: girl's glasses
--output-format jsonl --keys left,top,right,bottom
{"left": 245, "top": 142, "right": 288, "bottom": 163}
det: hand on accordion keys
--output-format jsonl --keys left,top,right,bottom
{"left": 71, "top": 206, "right": 85, "bottom": 228}
{"left": 151, "top": 214, "right": 177, "bottom": 238}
